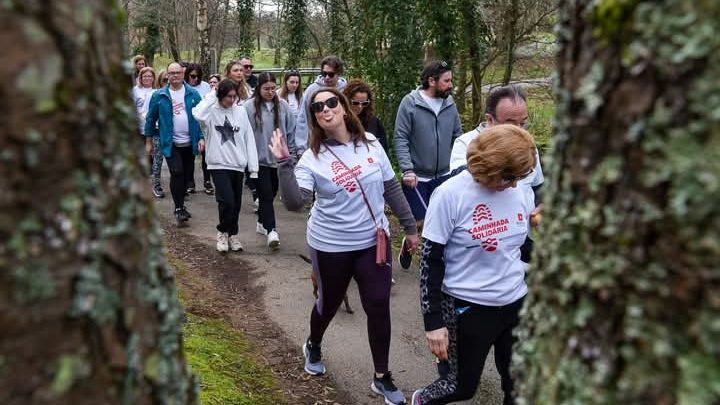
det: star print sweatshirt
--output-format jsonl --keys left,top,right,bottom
{"left": 192, "top": 93, "right": 259, "bottom": 175}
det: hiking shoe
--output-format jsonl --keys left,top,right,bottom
{"left": 152, "top": 185, "right": 165, "bottom": 198}
{"left": 204, "top": 181, "right": 214, "bottom": 195}
{"left": 216, "top": 232, "right": 229, "bottom": 252}
{"left": 228, "top": 234, "right": 243, "bottom": 252}
{"left": 398, "top": 236, "right": 412, "bottom": 270}
{"left": 267, "top": 229, "right": 280, "bottom": 250}
{"left": 371, "top": 371, "right": 406, "bottom": 405}
{"left": 186, "top": 186, "right": 195, "bottom": 194}
{"left": 256, "top": 222, "right": 268, "bottom": 236}
{"left": 302, "top": 339, "right": 326, "bottom": 376}
{"left": 411, "top": 389, "right": 423, "bottom": 405}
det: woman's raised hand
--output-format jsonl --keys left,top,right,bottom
{"left": 268, "top": 128, "right": 290, "bottom": 160}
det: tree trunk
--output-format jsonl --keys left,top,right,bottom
{"left": 0, "top": 2, "right": 196, "bottom": 404}
{"left": 516, "top": 1, "right": 720, "bottom": 404}
{"left": 196, "top": 0, "right": 211, "bottom": 75}
{"left": 501, "top": 0, "right": 519, "bottom": 85}
{"left": 216, "top": 0, "right": 231, "bottom": 67}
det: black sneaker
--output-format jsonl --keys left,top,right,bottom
{"left": 371, "top": 371, "right": 406, "bottom": 404}
{"left": 204, "top": 180, "right": 214, "bottom": 195}
{"left": 398, "top": 236, "right": 412, "bottom": 270}
{"left": 186, "top": 187, "right": 195, "bottom": 194}
{"left": 174, "top": 207, "right": 190, "bottom": 226}
{"left": 152, "top": 185, "right": 165, "bottom": 198}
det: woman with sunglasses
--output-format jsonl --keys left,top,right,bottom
{"left": 192, "top": 79, "right": 259, "bottom": 253}
{"left": 244, "top": 72, "right": 296, "bottom": 249}
{"left": 269, "top": 88, "right": 419, "bottom": 405}
{"left": 277, "top": 70, "right": 304, "bottom": 118}
{"left": 343, "top": 80, "right": 388, "bottom": 153}
{"left": 185, "top": 63, "right": 212, "bottom": 97}
{"left": 409, "top": 124, "right": 538, "bottom": 405}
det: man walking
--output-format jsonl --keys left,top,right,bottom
{"left": 239, "top": 55, "right": 257, "bottom": 91}
{"left": 145, "top": 62, "right": 205, "bottom": 226}
{"left": 294, "top": 56, "right": 348, "bottom": 154}
{"left": 394, "top": 60, "right": 463, "bottom": 268}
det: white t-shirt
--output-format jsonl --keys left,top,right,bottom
{"left": 191, "top": 81, "right": 212, "bottom": 98}
{"left": 449, "top": 125, "right": 544, "bottom": 188}
{"left": 420, "top": 91, "right": 444, "bottom": 116}
{"left": 422, "top": 170, "right": 533, "bottom": 306}
{"left": 295, "top": 134, "right": 396, "bottom": 252}
{"left": 132, "top": 86, "right": 155, "bottom": 134}
{"left": 170, "top": 86, "right": 190, "bottom": 144}
{"left": 281, "top": 92, "right": 300, "bottom": 116}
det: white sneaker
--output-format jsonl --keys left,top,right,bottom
{"left": 253, "top": 198, "right": 259, "bottom": 207}
{"left": 267, "top": 230, "right": 280, "bottom": 250}
{"left": 256, "top": 222, "right": 267, "bottom": 236}
{"left": 228, "top": 235, "right": 243, "bottom": 252}
{"left": 216, "top": 232, "right": 229, "bottom": 252}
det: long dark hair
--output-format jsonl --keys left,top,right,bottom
{"left": 308, "top": 88, "right": 369, "bottom": 156}
{"left": 279, "top": 70, "right": 303, "bottom": 102}
{"left": 184, "top": 63, "right": 204, "bottom": 83}
{"left": 252, "top": 72, "right": 280, "bottom": 131}
{"left": 216, "top": 79, "right": 239, "bottom": 103}
{"left": 343, "top": 79, "right": 375, "bottom": 128}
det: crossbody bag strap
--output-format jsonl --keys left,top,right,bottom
{"left": 324, "top": 144, "right": 379, "bottom": 226}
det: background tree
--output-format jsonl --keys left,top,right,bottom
{"left": 197, "top": 0, "right": 211, "bottom": 74}
{"left": 284, "top": 0, "right": 308, "bottom": 68}
{"left": 516, "top": 1, "right": 720, "bottom": 403}
{"left": 236, "top": 0, "right": 255, "bottom": 57}
{"left": 0, "top": 1, "right": 196, "bottom": 403}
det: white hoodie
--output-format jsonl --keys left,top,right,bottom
{"left": 192, "top": 93, "right": 259, "bottom": 175}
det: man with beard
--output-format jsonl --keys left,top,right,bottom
{"left": 394, "top": 60, "right": 463, "bottom": 269}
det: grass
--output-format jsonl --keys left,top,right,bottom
{"left": 169, "top": 255, "right": 286, "bottom": 405}
{"left": 183, "top": 314, "right": 286, "bottom": 405}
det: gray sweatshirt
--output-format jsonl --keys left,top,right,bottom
{"left": 393, "top": 88, "right": 463, "bottom": 178}
{"left": 244, "top": 98, "right": 297, "bottom": 168}
{"left": 191, "top": 95, "right": 259, "bottom": 174}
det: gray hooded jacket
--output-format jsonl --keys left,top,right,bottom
{"left": 393, "top": 88, "right": 463, "bottom": 178}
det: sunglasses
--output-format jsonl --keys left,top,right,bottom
{"left": 189, "top": 74, "right": 199, "bottom": 79}
{"left": 501, "top": 169, "right": 533, "bottom": 185}
{"left": 351, "top": 100, "right": 370, "bottom": 107}
{"left": 320, "top": 71, "right": 336, "bottom": 78}
{"left": 242, "top": 64, "right": 254, "bottom": 69}
{"left": 310, "top": 96, "right": 339, "bottom": 113}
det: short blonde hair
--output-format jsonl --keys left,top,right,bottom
{"left": 466, "top": 124, "right": 536, "bottom": 183}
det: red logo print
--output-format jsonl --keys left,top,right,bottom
{"left": 330, "top": 160, "right": 359, "bottom": 193}
{"left": 367, "top": 157, "right": 374, "bottom": 164}
{"left": 472, "top": 204, "right": 493, "bottom": 225}
{"left": 481, "top": 238, "right": 498, "bottom": 252}
{"left": 172, "top": 99, "right": 185, "bottom": 115}
{"left": 518, "top": 213, "right": 523, "bottom": 221}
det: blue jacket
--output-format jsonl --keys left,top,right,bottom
{"left": 144, "top": 83, "right": 203, "bottom": 157}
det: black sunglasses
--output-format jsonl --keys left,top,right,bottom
{"left": 351, "top": 100, "right": 370, "bottom": 107}
{"left": 242, "top": 64, "right": 254, "bottom": 69}
{"left": 320, "top": 71, "right": 336, "bottom": 78}
{"left": 310, "top": 96, "right": 339, "bottom": 113}
{"left": 189, "top": 74, "right": 199, "bottom": 79}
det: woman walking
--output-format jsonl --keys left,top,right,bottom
{"left": 192, "top": 79, "right": 259, "bottom": 252}
{"left": 343, "top": 80, "right": 388, "bottom": 152}
{"left": 277, "top": 69, "right": 303, "bottom": 118}
{"left": 269, "top": 88, "right": 419, "bottom": 405}
{"left": 133, "top": 66, "right": 165, "bottom": 198}
{"left": 245, "top": 72, "right": 296, "bottom": 249}
{"left": 410, "top": 125, "right": 538, "bottom": 405}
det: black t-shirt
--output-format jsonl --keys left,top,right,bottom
{"left": 246, "top": 74, "right": 258, "bottom": 89}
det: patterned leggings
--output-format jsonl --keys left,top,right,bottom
{"left": 151, "top": 136, "right": 163, "bottom": 187}
{"left": 417, "top": 295, "right": 524, "bottom": 404}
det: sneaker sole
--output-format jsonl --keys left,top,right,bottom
{"left": 230, "top": 246, "right": 243, "bottom": 252}
{"left": 370, "top": 383, "right": 404, "bottom": 405}
{"left": 268, "top": 240, "right": 280, "bottom": 250}
{"left": 216, "top": 247, "right": 228, "bottom": 253}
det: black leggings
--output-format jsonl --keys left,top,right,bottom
{"left": 166, "top": 145, "right": 195, "bottom": 209}
{"left": 418, "top": 296, "right": 524, "bottom": 404}
{"left": 256, "top": 166, "right": 279, "bottom": 232}
{"left": 308, "top": 245, "right": 393, "bottom": 373}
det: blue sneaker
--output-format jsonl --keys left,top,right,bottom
{"left": 371, "top": 371, "right": 406, "bottom": 404}
{"left": 302, "top": 339, "right": 326, "bottom": 376}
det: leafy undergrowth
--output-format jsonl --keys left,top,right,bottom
{"left": 183, "top": 314, "right": 286, "bottom": 405}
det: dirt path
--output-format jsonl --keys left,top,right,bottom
{"left": 157, "top": 164, "right": 503, "bottom": 404}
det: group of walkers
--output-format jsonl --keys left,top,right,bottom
{"left": 133, "top": 53, "right": 544, "bottom": 405}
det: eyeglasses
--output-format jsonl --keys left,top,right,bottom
{"left": 189, "top": 74, "right": 199, "bottom": 79}
{"left": 500, "top": 169, "right": 533, "bottom": 186}
{"left": 320, "top": 71, "right": 336, "bottom": 78}
{"left": 242, "top": 64, "right": 254, "bottom": 69}
{"left": 167, "top": 71, "right": 183, "bottom": 75}
{"left": 310, "top": 96, "right": 339, "bottom": 113}
{"left": 351, "top": 100, "right": 370, "bottom": 107}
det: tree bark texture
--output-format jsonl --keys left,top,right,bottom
{"left": 0, "top": 2, "right": 197, "bottom": 404}
{"left": 516, "top": 1, "right": 720, "bottom": 404}
{"left": 196, "top": 0, "right": 210, "bottom": 75}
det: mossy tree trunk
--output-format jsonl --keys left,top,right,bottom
{"left": 0, "top": 1, "right": 196, "bottom": 404}
{"left": 516, "top": 1, "right": 720, "bottom": 404}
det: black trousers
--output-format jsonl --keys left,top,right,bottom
{"left": 201, "top": 151, "right": 211, "bottom": 183}
{"left": 210, "top": 169, "right": 244, "bottom": 235}
{"left": 256, "top": 165, "right": 278, "bottom": 232}
{"left": 166, "top": 145, "right": 194, "bottom": 209}
{"left": 419, "top": 295, "right": 524, "bottom": 404}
